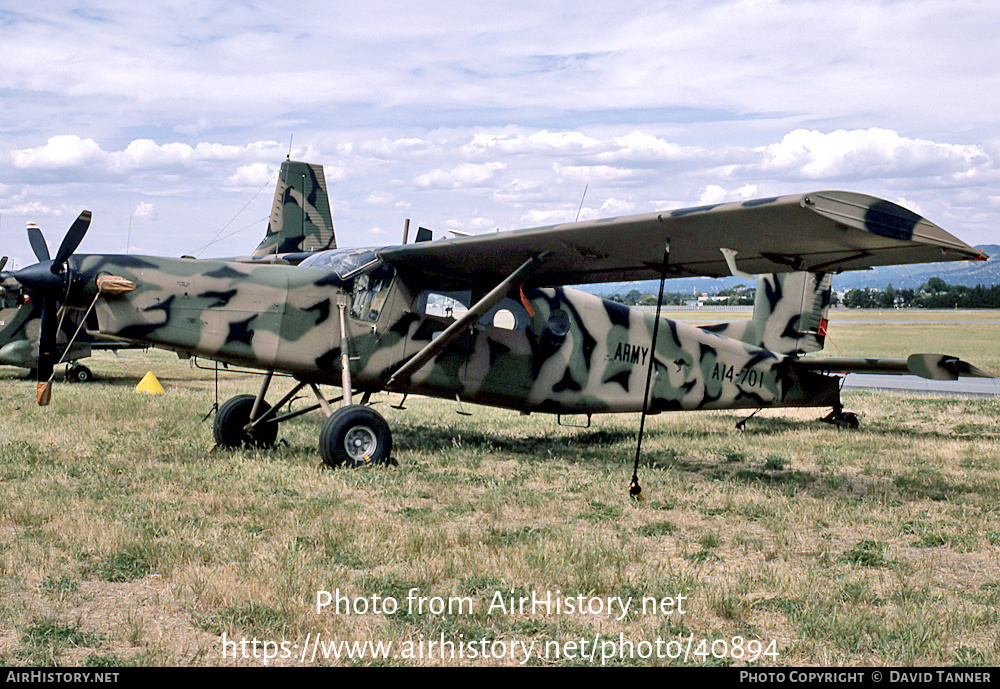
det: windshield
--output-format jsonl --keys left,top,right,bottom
{"left": 299, "top": 247, "right": 381, "bottom": 280}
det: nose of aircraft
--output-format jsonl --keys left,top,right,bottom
{"left": 14, "top": 260, "right": 64, "bottom": 296}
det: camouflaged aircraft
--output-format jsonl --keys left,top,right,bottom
{"left": 12, "top": 161, "right": 993, "bottom": 467}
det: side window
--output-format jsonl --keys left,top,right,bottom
{"left": 482, "top": 297, "right": 530, "bottom": 331}
{"left": 349, "top": 264, "right": 396, "bottom": 322}
{"left": 414, "top": 291, "right": 530, "bottom": 331}
{"left": 416, "top": 290, "right": 471, "bottom": 319}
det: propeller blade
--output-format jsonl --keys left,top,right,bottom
{"left": 27, "top": 223, "right": 50, "bottom": 262}
{"left": 36, "top": 298, "right": 58, "bottom": 406}
{"left": 0, "top": 256, "right": 7, "bottom": 271}
{"left": 53, "top": 210, "right": 92, "bottom": 267}
{"left": 21, "top": 210, "right": 93, "bottom": 406}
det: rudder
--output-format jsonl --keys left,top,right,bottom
{"left": 710, "top": 272, "right": 832, "bottom": 355}
{"left": 252, "top": 159, "right": 336, "bottom": 258}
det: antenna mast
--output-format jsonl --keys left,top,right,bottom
{"left": 575, "top": 184, "right": 589, "bottom": 222}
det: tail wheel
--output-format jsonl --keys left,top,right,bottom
{"left": 836, "top": 411, "right": 860, "bottom": 429}
{"left": 213, "top": 394, "right": 278, "bottom": 448}
{"left": 319, "top": 405, "right": 392, "bottom": 468}
{"left": 821, "top": 408, "right": 860, "bottom": 430}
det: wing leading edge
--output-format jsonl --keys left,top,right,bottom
{"left": 379, "top": 191, "right": 986, "bottom": 289}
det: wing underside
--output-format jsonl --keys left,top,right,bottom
{"left": 379, "top": 191, "right": 985, "bottom": 289}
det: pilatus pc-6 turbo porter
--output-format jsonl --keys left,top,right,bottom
{"left": 13, "top": 161, "right": 992, "bottom": 467}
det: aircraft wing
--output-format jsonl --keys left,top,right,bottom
{"left": 379, "top": 191, "right": 986, "bottom": 289}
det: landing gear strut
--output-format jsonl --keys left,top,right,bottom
{"left": 212, "top": 371, "right": 393, "bottom": 467}
{"left": 213, "top": 295, "right": 394, "bottom": 465}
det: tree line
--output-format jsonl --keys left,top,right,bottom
{"left": 606, "top": 285, "right": 755, "bottom": 307}
{"left": 840, "top": 278, "right": 1000, "bottom": 309}
{"left": 605, "top": 278, "right": 1000, "bottom": 309}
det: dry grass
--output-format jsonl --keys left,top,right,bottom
{"left": 1, "top": 310, "right": 999, "bottom": 666}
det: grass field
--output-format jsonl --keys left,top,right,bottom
{"left": 1, "top": 310, "right": 999, "bottom": 666}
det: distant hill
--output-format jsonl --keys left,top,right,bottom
{"left": 580, "top": 245, "right": 1000, "bottom": 297}
{"left": 831, "top": 244, "right": 1000, "bottom": 291}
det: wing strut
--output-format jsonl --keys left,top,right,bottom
{"left": 631, "top": 239, "right": 670, "bottom": 501}
{"left": 386, "top": 253, "right": 549, "bottom": 389}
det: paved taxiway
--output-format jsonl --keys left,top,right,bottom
{"left": 842, "top": 374, "right": 999, "bottom": 396}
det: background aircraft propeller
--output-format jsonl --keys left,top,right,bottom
{"left": 15, "top": 211, "right": 92, "bottom": 405}
{"left": 0, "top": 256, "right": 17, "bottom": 305}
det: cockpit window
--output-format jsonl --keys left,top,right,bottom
{"left": 299, "top": 248, "right": 396, "bottom": 320}
{"left": 350, "top": 263, "right": 396, "bottom": 322}
{"left": 299, "top": 247, "right": 381, "bottom": 281}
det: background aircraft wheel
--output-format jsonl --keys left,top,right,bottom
{"left": 213, "top": 394, "right": 278, "bottom": 448}
{"left": 67, "top": 365, "right": 92, "bottom": 383}
{"left": 319, "top": 405, "right": 392, "bottom": 468}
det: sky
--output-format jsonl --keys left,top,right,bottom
{"left": 2, "top": 0, "right": 999, "bottom": 270}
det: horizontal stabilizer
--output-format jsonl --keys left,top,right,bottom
{"left": 795, "top": 354, "right": 994, "bottom": 381}
{"left": 905, "top": 353, "right": 993, "bottom": 381}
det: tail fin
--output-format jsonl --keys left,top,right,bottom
{"left": 712, "top": 272, "right": 832, "bottom": 355}
{"left": 252, "top": 159, "right": 336, "bottom": 258}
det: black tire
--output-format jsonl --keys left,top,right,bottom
{"left": 69, "top": 365, "right": 92, "bottom": 383}
{"left": 213, "top": 394, "right": 278, "bottom": 448}
{"left": 319, "top": 405, "right": 392, "bottom": 468}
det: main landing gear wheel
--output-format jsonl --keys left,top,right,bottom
{"left": 213, "top": 394, "right": 278, "bottom": 448}
{"left": 319, "top": 405, "right": 392, "bottom": 468}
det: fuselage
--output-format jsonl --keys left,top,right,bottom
{"left": 66, "top": 250, "right": 840, "bottom": 415}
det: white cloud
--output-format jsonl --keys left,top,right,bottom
{"left": 466, "top": 217, "right": 499, "bottom": 232}
{"left": 414, "top": 162, "right": 506, "bottom": 189}
{"left": 110, "top": 140, "right": 279, "bottom": 172}
{"left": 359, "top": 138, "right": 431, "bottom": 159}
{"left": 365, "top": 191, "right": 396, "bottom": 206}
{"left": 598, "top": 197, "right": 637, "bottom": 216}
{"left": 228, "top": 163, "right": 275, "bottom": 189}
{"left": 8, "top": 200, "right": 71, "bottom": 218}
{"left": 753, "top": 129, "right": 992, "bottom": 183}
{"left": 465, "top": 130, "right": 603, "bottom": 157}
{"left": 699, "top": 184, "right": 758, "bottom": 205}
{"left": 13, "top": 136, "right": 104, "bottom": 170}
{"left": 553, "top": 163, "right": 633, "bottom": 184}
{"left": 520, "top": 209, "right": 577, "bottom": 227}
{"left": 607, "top": 132, "right": 689, "bottom": 161}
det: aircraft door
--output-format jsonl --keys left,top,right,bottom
{"left": 342, "top": 262, "right": 400, "bottom": 379}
